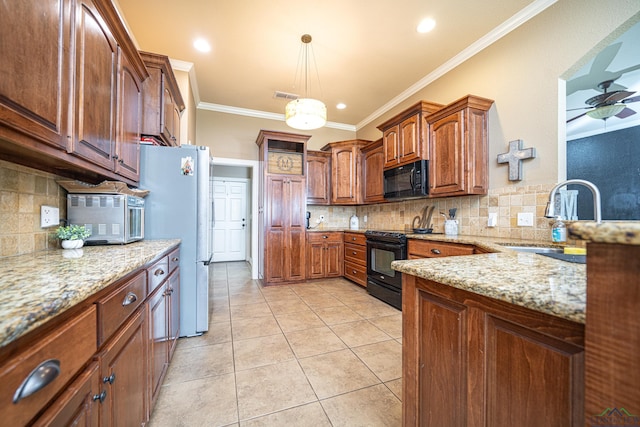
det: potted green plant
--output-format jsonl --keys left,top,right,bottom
{"left": 55, "top": 225, "right": 91, "bottom": 249}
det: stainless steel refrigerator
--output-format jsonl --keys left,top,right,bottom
{"left": 139, "top": 144, "right": 212, "bottom": 337}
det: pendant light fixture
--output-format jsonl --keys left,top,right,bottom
{"left": 285, "top": 34, "right": 327, "bottom": 130}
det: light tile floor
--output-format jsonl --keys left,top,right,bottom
{"left": 149, "top": 261, "right": 403, "bottom": 426}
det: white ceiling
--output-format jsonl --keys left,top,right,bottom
{"left": 115, "top": 0, "right": 546, "bottom": 129}
{"left": 565, "top": 20, "right": 640, "bottom": 140}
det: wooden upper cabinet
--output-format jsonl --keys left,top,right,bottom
{"left": 362, "top": 139, "right": 385, "bottom": 203}
{"left": 306, "top": 150, "right": 331, "bottom": 205}
{"left": 427, "top": 95, "right": 493, "bottom": 197}
{"left": 0, "top": 0, "right": 72, "bottom": 151}
{"left": 377, "top": 101, "right": 443, "bottom": 169}
{"left": 322, "top": 139, "right": 371, "bottom": 205}
{"left": 114, "top": 50, "right": 142, "bottom": 181}
{"left": 140, "top": 52, "right": 185, "bottom": 146}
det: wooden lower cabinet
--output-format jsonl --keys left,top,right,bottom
{"left": 343, "top": 232, "right": 367, "bottom": 287}
{"left": 99, "top": 307, "right": 147, "bottom": 426}
{"left": 306, "top": 232, "right": 344, "bottom": 279}
{"left": 408, "top": 239, "right": 477, "bottom": 259}
{"left": 403, "top": 274, "right": 584, "bottom": 427}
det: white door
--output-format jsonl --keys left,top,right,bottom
{"left": 212, "top": 179, "right": 248, "bottom": 262}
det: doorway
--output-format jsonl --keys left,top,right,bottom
{"left": 210, "top": 157, "right": 259, "bottom": 280}
{"left": 212, "top": 178, "right": 249, "bottom": 261}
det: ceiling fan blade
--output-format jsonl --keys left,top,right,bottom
{"left": 615, "top": 107, "right": 636, "bottom": 119}
{"left": 566, "top": 106, "right": 592, "bottom": 112}
{"left": 567, "top": 112, "right": 587, "bottom": 123}
{"left": 603, "top": 90, "right": 636, "bottom": 104}
{"left": 622, "top": 95, "right": 640, "bottom": 104}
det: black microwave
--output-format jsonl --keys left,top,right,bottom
{"left": 383, "top": 160, "right": 429, "bottom": 199}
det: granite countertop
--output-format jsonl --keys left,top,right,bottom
{"left": 0, "top": 239, "right": 180, "bottom": 348}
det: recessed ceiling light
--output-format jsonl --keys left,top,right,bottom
{"left": 417, "top": 18, "right": 436, "bottom": 33}
{"left": 193, "top": 38, "right": 211, "bottom": 53}
{"left": 336, "top": 103, "right": 347, "bottom": 110}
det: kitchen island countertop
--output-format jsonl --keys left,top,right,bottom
{"left": 0, "top": 239, "right": 180, "bottom": 348}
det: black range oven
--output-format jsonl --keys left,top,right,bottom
{"left": 365, "top": 230, "right": 407, "bottom": 310}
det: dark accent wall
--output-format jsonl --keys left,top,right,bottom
{"left": 567, "top": 125, "right": 640, "bottom": 220}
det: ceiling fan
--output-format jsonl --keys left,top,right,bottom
{"left": 567, "top": 79, "right": 640, "bottom": 123}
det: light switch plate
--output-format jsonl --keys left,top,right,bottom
{"left": 41, "top": 206, "right": 60, "bottom": 228}
{"left": 517, "top": 212, "right": 534, "bottom": 227}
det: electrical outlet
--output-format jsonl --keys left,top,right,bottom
{"left": 517, "top": 212, "right": 534, "bottom": 227}
{"left": 319, "top": 215, "right": 324, "bottom": 222}
{"left": 41, "top": 206, "right": 60, "bottom": 228}
{"left": 487, "top": 212, "right": 497, "bottom": 227}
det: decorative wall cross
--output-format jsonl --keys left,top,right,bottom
{"left": 497, "top": 139, "right": 536, "bottom": 181}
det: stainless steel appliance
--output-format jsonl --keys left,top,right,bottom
{"left": 383, "top": 159, "right": 428, "bottom": 199}
{"left": 67, "top": 194, "right": 144, "bottom": 244}
{"left": 365, "top": 230, "right": 407, "bottom": 310}
{"left": 139, "top": 144, "right": 213, "bottom": 337}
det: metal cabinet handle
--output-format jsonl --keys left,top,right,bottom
{"left": 13, "top": 359, "right": 60, "bottom": 403}
{"left": 352, "top": 270, "right": 357, "bottom": 274}
{"left": 352, "top": 237, "right": 357, "bottom": 241}
{"left": 430, "top": 248, "right": 441, "bottom": 255}
{"left": 93, "top": 390, "right": 107, "bottom": 403}
{"left": 352, "top": 251, "right": 357, "bottom": 255}
{"left": 171, "top": 257, "right": 179, "bottom": 262}
{"left": 122, "top": 292, "right": 138, "bottom": 306}
{"left": 154, "top": 268, "right": 165, "bottom": 277}
{"left": 103, "top": 373, "right": 116, "bottom": 384}
{"left": 322, "top": 235, "right": 328, "bottom": 239}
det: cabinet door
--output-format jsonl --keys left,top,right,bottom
{"left": 306, "top": 151, "right": 331, "bottom": 205}
{"left": 0, "top": 0, "right": 71, "bottom": 150}
{"left": 306, "top": 241, "right": 326, "bottom": 279}
{"left": 100, "top": 308, "right": 147, "bottom": 427}
{"left": 398, "top": 115, "right": 419, "bottom": 164}
{"left": 265, "top": 176, "right": 287, "bottom": 283}
{"left": 484, "top": 315, "right": 584, "bottom": 426}
{"left": 114, "top": 50, "right": 142, "bottom": 181}
{"left": 162, "top": 81, "right": 177, "bottom": 145}
{"left": 383, "top": 125, "right": 399, "bottom": 168}
{"left": 331, "top": 146, "right": 359, "bottom": 204}
{"left": 287, "top": 177, "right": 307, "bottom": 281}
{"left": 363, "top": 142, "right": 385, "bottom": 203}
{"left": 33, "top": 362, "right": 101, "bottom": 427}
{"left": 148, "top": 283, "right": 168, "bottom": 409}
{"left": 167, "top": 269, "right": 181, "bottom": 360}
{"left": 429, "top": 111, "right": 464, "bottom": 196}
{"left": 71, "top": 0, "right": 117, "bottom": 171}
{"left": 325, "top": 241, "right": 344, "bottom": 277}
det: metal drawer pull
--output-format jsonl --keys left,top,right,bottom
{"left": 122, "top": 292, "right": 138, "bottom": 306}
{"left": 172, "top": 257, "right": 179, "bottom": 262}
{"left": 154, "top": 268, "right": 165, "bottom": 276}
{"left": 352, "top": 251, "right": 357, "bottom": 255}
{"left": 13, "top": 359, "right": 60, "bottom": 403}
{"left": 103, "top": 373, "right": 116, "bottom": 384}
{"left": 430, "top": 248, "right": 441, "bottom": 254}
{"left": 322, "top": 235, "right": 328, "bottom": 239}
{"left": 93, "top": 390, "right": 107, "bottom": 403}
{"left": 352, "top": 270, "right": 357, "bottom": 274}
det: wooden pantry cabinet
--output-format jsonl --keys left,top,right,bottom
{"left": 140, "top": 52, "right": 186, "bottom": 146}
{"left": 0, "top": 0, "right": 148, "bottom": 186}
{"left": 306, "top": 150, "right": 331, "bottom": 205}
{"left": 403, "top": 274, "right": 584, "bottom": 427}
{"left": 376, "top": 101, "right": 443, "bottom": 169}
{"left": 306, "top": 232, "right": 344, "bottom": 279}
{"left": 256, "top": 130, "right": 310, "bottom": 285}
{"left": 426, "top": 95, "right": 493, "bottom": 197}
{"left": 343, "top": 232, "right": 367, "bottom": 287}
{"left": 0, "top": 245, "right": 181, "bottom": 426}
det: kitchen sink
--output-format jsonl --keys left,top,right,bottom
{"left": 502, "top": 245, "right": 563, "bottom": 254}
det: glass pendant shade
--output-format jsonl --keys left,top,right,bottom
{"left": 586, "top": 104, "right": 625, "bottom": 120}
{"left": 285, "top": 98, "right": 327, "bottom": 130}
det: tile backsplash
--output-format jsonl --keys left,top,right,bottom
{"left": 309, "top": 183, "right": 563, "bottom": 243}
{"left": 0, "top": 160, "right": 66, "bottom": 257}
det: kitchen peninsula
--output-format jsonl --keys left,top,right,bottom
{"left": 394, "top": 221, "right": 640, "bottom": 427}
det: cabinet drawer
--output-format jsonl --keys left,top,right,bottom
{"left": 148, "top": 255, "right": 169, "bottom": 293}
{"left": 0, "top": 307, "right": 97, "bottom": 427}
{"left": 344, "top": 243, "right": 367, "bottom": 265}
{"left": 344, "top": 261, "right": 367, "bottom": 287}
{"left": 408, "top": 240, "right": 475, "bottom": 258}
{"left": 307, "top": 231, "right": 344, "bottom": 243}
{"left": 168, "top": 247, "right": 180, "bottom": 273}
{"left": 96, "top": 271, "right": 147, "bottom": 346}
{"left": 343, "top": 232, "right": 366, "bottom": 246}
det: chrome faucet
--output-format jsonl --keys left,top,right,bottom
{"left": 544, "top": 179, "right": 602, "bottom": 223}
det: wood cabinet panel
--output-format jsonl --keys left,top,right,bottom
{"left": 429, "top": 111, "right": 464, "bottom": 195}
{"left": 0, "top": 307, "right": 97, "bottom": 427}
{"left": 344, "top": 261, "right": 367, "bottom": 286}
{"left": 114, "top": 50, "right": 142, "bottom": 181}
{"left": 100, "top": 307, "right": 147, "bottom": 427}
{"left": 383, "top": 126, "right": 399, "bottom": 168}
{"left": 306, "top": 150, "right": 331, "bottom": 205}
{"left": 306, "top": 232, "right": 344, "bottom": 279}
{"left": 399, "top": 115, "right": 420, "bottom": 163}
{"left": 342, "top": 232, "right": 367, "bottom": 287}
{"left": 148, "top": 281, "right": 169, "bottom": 408}
{"left": 0, "top": 0, "right": 72, "bottom": 151}
{"left": 408, "top": 239, "right": 475, "bottom": 259}
{"left": 362, "top": 139, "right": 385, "bottom": 204}
{"left": 321, "top": 139, "right": 371, "bottom": 205}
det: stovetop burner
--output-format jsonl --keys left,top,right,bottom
{"left": 364, "top": 230, "right": 407, "bottom": 243}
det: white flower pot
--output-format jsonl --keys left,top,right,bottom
{"left": 61, "top": 239, "right": 84, "bottom": 249}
